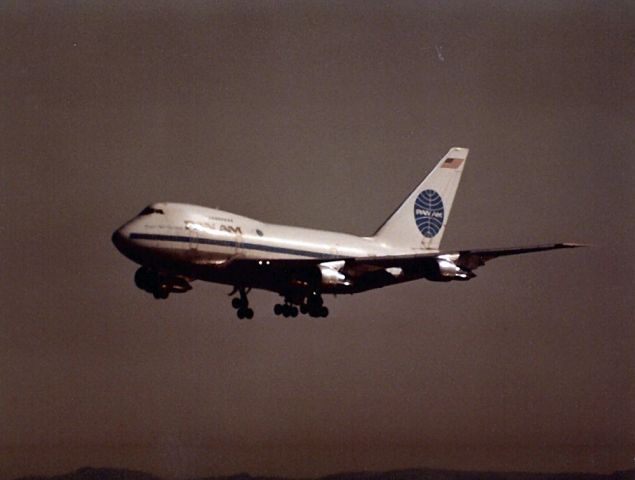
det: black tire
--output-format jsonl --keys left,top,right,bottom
{"left": 237, "top": 308, "right": 245, "bottom": 319}
{"left": 245, "top": 308, "right": 254, "bottom": 319}
{"left": 290, "top": 307, "right": 298, "bottom": 317}
{"left": 319, "top": 306, "right": 329, "bottom": 317}
{"left": 274, "top": 304, "right": 282, "bottom": 315}
{"left": 232, "top": 298, "right": 242, "bottom": 309}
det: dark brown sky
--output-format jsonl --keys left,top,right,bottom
{"left": 1, "top": 1, "right": 634, "bottom": 479}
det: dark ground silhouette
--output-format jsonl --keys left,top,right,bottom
{"left": 13, "top": 467, "right": 635, "bottom": 480}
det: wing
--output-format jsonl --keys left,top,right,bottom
{"left": 346, "top": 242, "right": 585, "bottom": 272}
{"left": 336, "top": 242, "right": 586, "bottom": 283}
{"left": 223, "top": 243, "right": 584, "bottom": 293}
{"left": 452, "top": 242, "right": 586, "bottom": 270}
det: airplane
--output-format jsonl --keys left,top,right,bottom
{"left": 112, "top": 147, "right": 582, "bottom": 319}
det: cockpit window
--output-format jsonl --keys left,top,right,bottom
{"left": 138, "top": 206, "right": 164, "bottom": 216}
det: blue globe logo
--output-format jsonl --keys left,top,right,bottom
{"left": 414, "top": 189, "right": 444, "bottom": 238}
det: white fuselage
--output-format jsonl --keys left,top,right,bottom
{"left": 112, "top": 201, "right": 443, "bottom": 302}
{"left": 114, "top": 202, "right": 427, "bottom": 267}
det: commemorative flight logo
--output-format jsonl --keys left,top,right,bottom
{"left": 414, "top": 189, "right": 444, "bottom": 238}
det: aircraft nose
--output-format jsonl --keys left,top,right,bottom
{"left": 112, "top": 229, "right": 122, "bottom": 247}
{"left": 111, "top": 228, "right": 129, "bottom": 253}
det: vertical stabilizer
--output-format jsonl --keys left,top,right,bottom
{"left": 372, "top": 147, "right": 468, "bottom": 250}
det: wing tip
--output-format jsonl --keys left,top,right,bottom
{"left": 559, "top": 242, "right": 590, "bottom": 248}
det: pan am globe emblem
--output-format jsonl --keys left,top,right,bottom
{"left": 414, "top": 189, "right": 444, "bottom": 238}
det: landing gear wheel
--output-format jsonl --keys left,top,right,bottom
{"left": 308, "top": 305, "right": 328, "bottom": 317}
{"left": 276, "top": 303, "right": 299, "bottom": 318}
{"left": 304, "top": 292, "right": 327, "bottom": 317}
{"left": 274, "top": 303, "right": 297, "bottom": 317}
{"left": 236, "top": 307, "right": 254, "bottom": 319}
{"left": 231, "top": 287, "right": 253, "bottom": 318}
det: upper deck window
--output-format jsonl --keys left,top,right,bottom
{"left": 138, "top": 206, "right": 165, "bottom": 216}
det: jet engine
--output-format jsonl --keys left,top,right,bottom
{"left": 425, "top": 254, "right": 475, "bottom": 282}
{"left": 134, "top": 267, "right": 192, "bottom": 298}
{"left": 318, "top": 260, "right": 351, "bottom": 286}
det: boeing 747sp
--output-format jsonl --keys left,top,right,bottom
{"left": 112, "top": 147, "right": 582, "bottom": 318}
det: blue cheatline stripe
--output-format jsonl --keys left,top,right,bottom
{"left": 128, "top": 232, "right": 333, "bottom": 259}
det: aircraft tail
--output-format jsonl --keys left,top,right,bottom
{"left": 372, "top": 147, "right": 469, "bottom": 250}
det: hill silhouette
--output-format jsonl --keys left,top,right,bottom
{"left": 13, "top": 467, "right": 635, "bottom": 480}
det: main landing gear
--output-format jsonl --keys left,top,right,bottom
{"left": 229, "top": 287, "right": 254, "bottom": 319}
{"left": 228, "top": 288, "right": 329, "bottom": 319}
{"left": 274, "top": 292, "right": 329, "bottom": 318}
{"left": 273, "top": 303, "right": 299, "bottom": 318}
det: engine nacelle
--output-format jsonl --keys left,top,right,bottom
{"left": 427, "top": 254, "right": 475, "bottom": 282}
{"left": 134, "top": 267, "right": 192, "bottom": 293}
{"left": 319, "top": 260, "right": 351, "bottom": 286}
